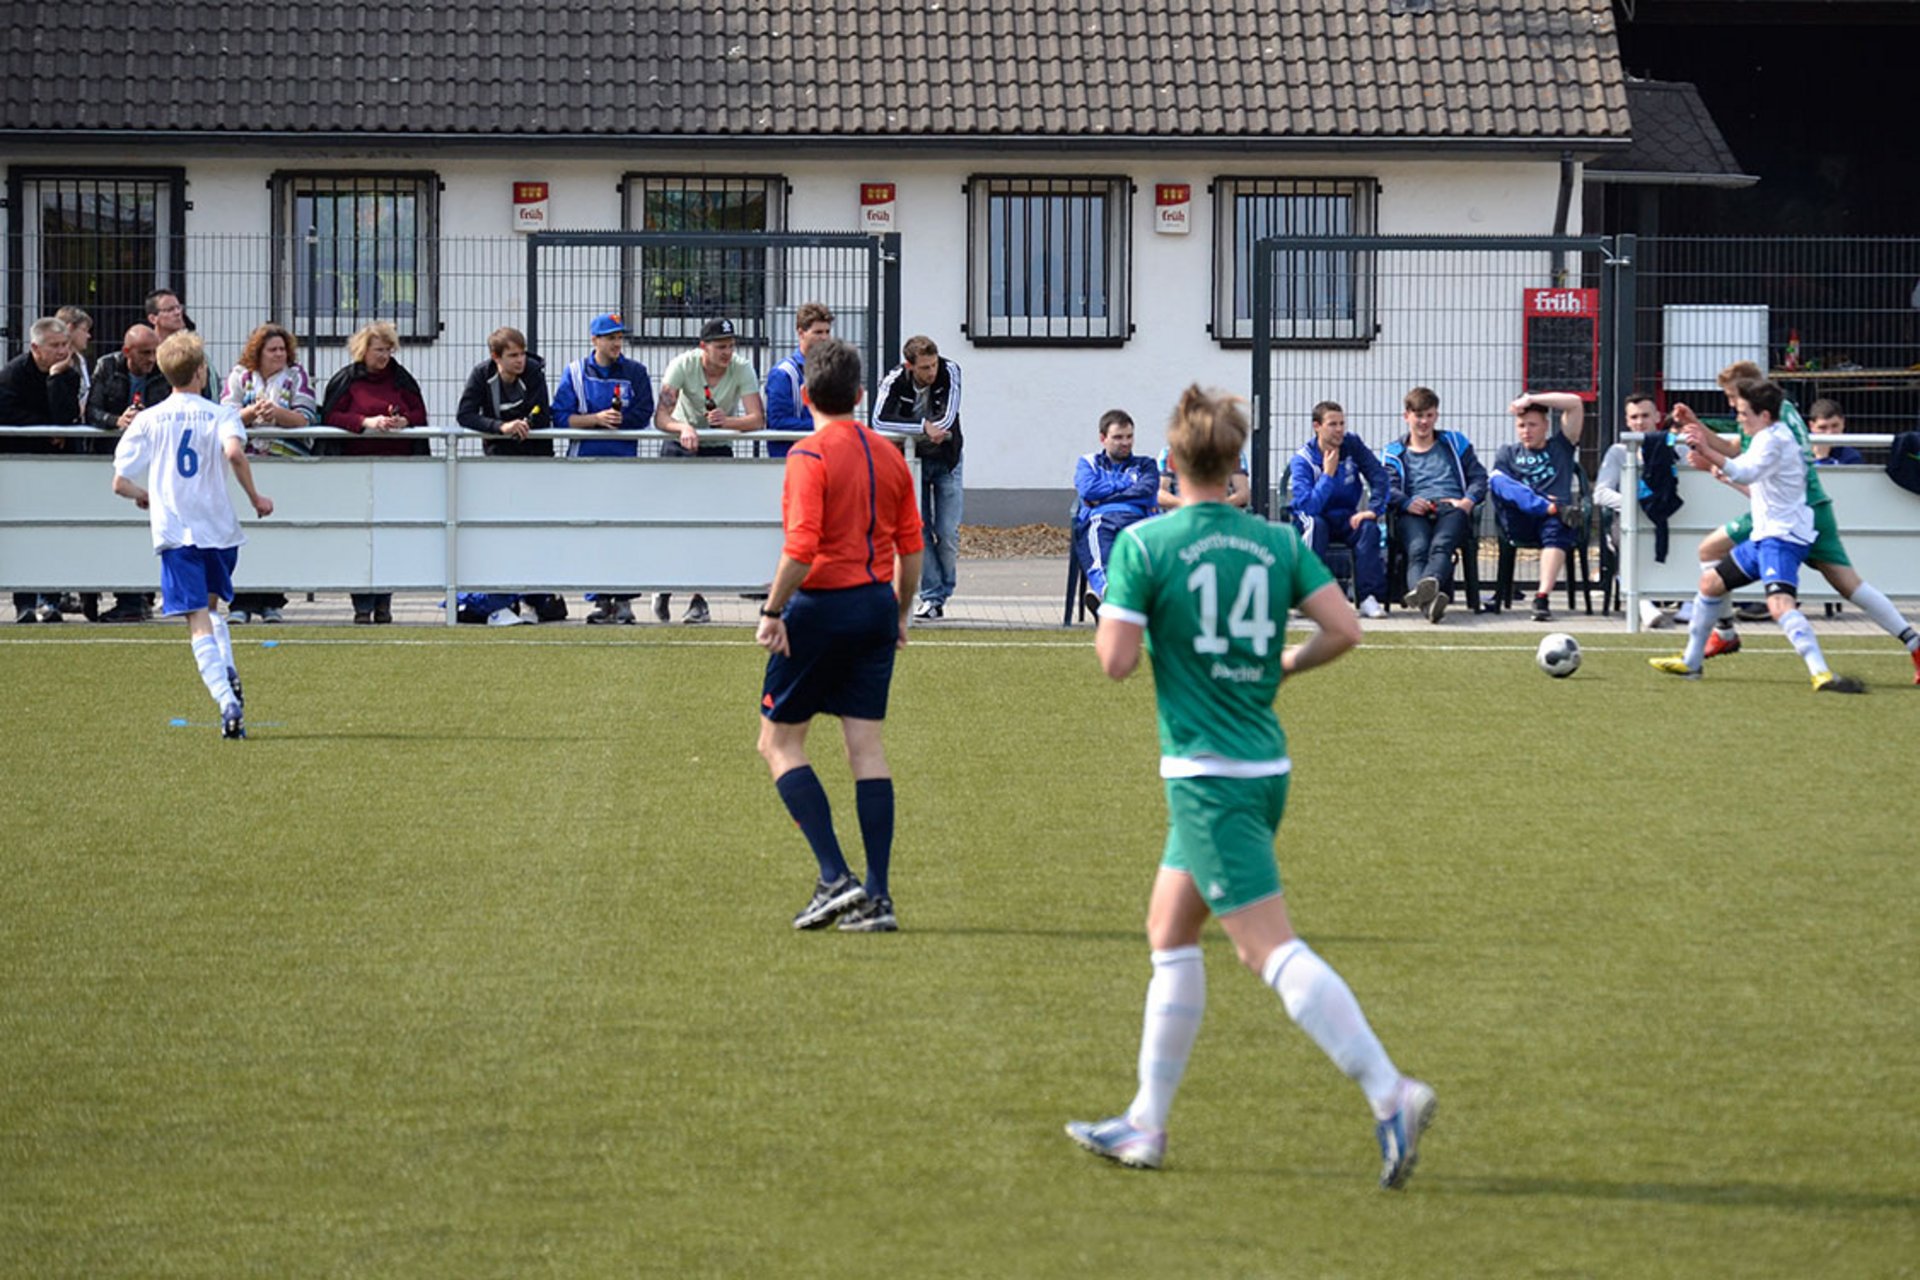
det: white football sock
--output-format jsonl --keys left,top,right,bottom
{"left": 1681, "top": 592, "right": 1726, "bottom": 669}
{"left": 1126, "top": 946, "right": 1205, "bottom": 1133}
{"left": 1778, "top": 608, "right": 1829, "bottom": 676}
{"left": 1845, "top": 582, "right": 1919, "bottom": 651}
{"left": 1263, "top": 939, "right": 1402, "bottom": 1119}
{"left": 191, "top": 635, "right": 235, "bottom": 709}
{"left": 209, "top": 609, "right": 235, "bottom": 673}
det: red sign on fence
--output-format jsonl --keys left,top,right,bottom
{"left": 1522, "top": 287, "right": 1600, "bottom": 400}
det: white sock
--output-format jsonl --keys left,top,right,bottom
{"left": 1263, "top": 939, "right": 1402, "bottom": 1119}
{"left": 1681, "top": 592, "right": 1725, "bottom": 669}
{"left": 208, "top": 609, "right": 236, "bottom": 674}
{"left": 191, "top": 635, "right": 235, "bottom": 709}
{"left": 1126, "top": 946, "right": 1205, "bottom": 1133}
{"left": 1846, "top": 583, "right": 1919, "bottom": 651}
{"left": 1778, "top": 608, "right": 1829, "bottom": 676}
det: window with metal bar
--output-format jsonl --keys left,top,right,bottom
{"left": 1214, "top": 177, "right": 1377, "bottom": 346}
{"left": 966, "top": 176, "right": 1131, "bottom": 345}
{"left": 621, "top": 174, "right": 787, "bottom": 342}
{"left": 272, "top": 172, "right": 438, "bottom": 344}
{"left": 9, "top": 168, "right": 184, "bottom": 348}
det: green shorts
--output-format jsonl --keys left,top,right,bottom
{"left": 1161, "top": 773, "right": 1290, "bottom": 915}
{"left": 1720, "top": 503, "right": 1850, "bottom": 569}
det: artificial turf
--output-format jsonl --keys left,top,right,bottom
{"left": 2, "top": 626, "right": 1915, "bottom": 1277}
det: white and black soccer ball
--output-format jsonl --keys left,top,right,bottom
{"left": 1536, "top": 632, "right": 1582, "bottom": 678}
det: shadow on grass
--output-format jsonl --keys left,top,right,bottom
{"left": 256, "top": 731, "right": 596, "bottom": 744}
{"left": 1441, "top": 1174, "right": 1920, "bottom": 1213}
{"left": 910, "top": 928, "right": 1424, "bottom": 947}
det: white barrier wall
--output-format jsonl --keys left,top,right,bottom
{"left": 1621, "top": 441, "right": 1920, "bottom": 627}
{"left": 0, "top": 430, "right": 905, "bottom": 622}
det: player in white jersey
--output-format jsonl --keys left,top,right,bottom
{"left": 1651, "top": 378, "right": 1862, "bottom": 692}
{"left": 112, "top": 333, "right": 275, "bottom": 737}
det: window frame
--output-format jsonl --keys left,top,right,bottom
{"left": 5, "top": 164, "right": 187, "bottom": 351}
{"left": 1211, "top": 176, "right": 1379, "bottom": 348}
{"left": 964, "top": 174, "right": 1133, "bottom": 347}
{"left": 270, "top": 169, "right": 442, "bottom": 347}
{"left": 619, "top": 173, "right": 789, "bottom": 345}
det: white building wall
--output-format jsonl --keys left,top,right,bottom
{"left": 4, "top": 147, "right": 1575, "bottom": 520}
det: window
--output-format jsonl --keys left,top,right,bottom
{"left": 966, "top": 176, "right": 1131, "bottom": 345}
{"left": 1213, "top": 177, "right": 1377, "bottom": 346}
{"left": 6, "top": 167, "right": 185, "bottom": 349}
{"left": 272, "top": 172, "right": 439, "bottom": 343}
{"left": 621, "top": 174, "right": 787, "bottom": 342}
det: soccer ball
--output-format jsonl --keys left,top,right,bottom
{"left": 1536, "top": 632, "right": 1581, "bottom": 678}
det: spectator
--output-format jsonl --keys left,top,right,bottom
{"left": 55, "top": 306, "right": 93, "bottom": 413}
{"left": 1807, "top": 398, "right": 1864, "bottom": 466}
{"left": 1383, "top": 386, "right": 1487, "bottom": 624}
{"left": 319, "top": 321, "right": 428, "bottom": 625}
{"left": 146, "top": 288, "right": 193, "bottom": 341}
{"left": 1288, "top": 400, "right": 1390, "bottom": 618}
{"left": 1596, "top": 393, "right": 1688, "bottom": 628}
{"left": 653, "top": 317, "right": 765, "bottom": 623}
{"left": 0, "top": 316, "right": 83, "bottom": 622}
{"left": 457, "top": 326, "right": 565, "bottom": 624}
{"left": 762, "top": 302, "right": 833, "bottom": 459}
{"left": 1488, "top": 391, "right": 1587, "bottom": 623}
{"left": 221, "top": 324, "right": 320, "bottom": 623}
{"left": 552, "top": 312, "right": 655, "bottom": 625}
{"left": 84, "top": 324, "right": 171, "bottom": 622}
{"left": 872, "top": 335, "right": 963, "bottom": 621}
{"left": 1072, "top": 409, "right": 1159, "bottom": 613}
{"left": 1159, "top": 445, "right": 1250, "bottom": 510}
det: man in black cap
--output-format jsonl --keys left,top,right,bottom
{"left": 651, "top": 318, "right": 766, "bottom": 623}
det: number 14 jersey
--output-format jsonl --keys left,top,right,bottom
{"left": 1103, "top": 502, "right": 1333, "bottom": 777}
{"left": 112, "top": 392, "right": 249, "bottom": 552}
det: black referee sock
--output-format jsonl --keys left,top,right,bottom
{"left": 775, "top": 766, "right": 850, "bottom": 884}
{"left": 855, "top": 778, "right": 895, "bottom": 899}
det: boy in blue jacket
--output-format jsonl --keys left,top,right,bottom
{"left": 1289, "top": 400, "right": 1390, "bottom": 618}
{"left": 1382, "top": 387, "right": 1488, "bottom": 623}
{"left": 1488, "top": 391, "right": 1586, "bottom": 622}
{"left": 1073, "top": 409, "right": 1160, "bottom": 608}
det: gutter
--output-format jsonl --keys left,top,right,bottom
{"left": 1585, "top": 169, "right": 1761, "bottom": 188}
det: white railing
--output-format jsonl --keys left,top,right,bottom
{"left": 0, "top": 426, "right": 917, "bottom": 625}
{"left": 1619, "top": 433, "right": 1920, "bottom": 631}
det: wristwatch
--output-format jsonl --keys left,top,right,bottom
{"left": 760, "top": 606, "right": 784, "bottom": 618}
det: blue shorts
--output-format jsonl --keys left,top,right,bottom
{"left": 1730, "top": 536, "right": 1810, "bottom": 591}
{"left": 1503, "top": 507, "right": 1576, "bottom": 551}
{"left": 158, "top": 545, "right": 239, "bottom": 616}
{"left": 761, "top": 582, "right": 899, "bottom": 723}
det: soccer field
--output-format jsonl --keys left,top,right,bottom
{"left": 3, "top": 626, "right": 1916, "bottom": 1278}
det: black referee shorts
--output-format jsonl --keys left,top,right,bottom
{"left": 760, "top": 582, "right": 899, "bottom": 723}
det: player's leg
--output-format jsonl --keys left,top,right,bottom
{"left": 1656, "top": 559, "right": 1736, "bottom": 677}
{"left": 1699, "top": 520, "right": 1745, "bottom": 655}
{"left": 837, "top": 716, "right": 898, "bottom": 931}
{"left": 1066, "top": 864, "right": 1208, "bottom": 1170}
{"left": 1756, "top": 541, "right": 1860, "bottom": 691}
{"left": 162, "top": 548, "right": 241, "bottom": 731}
{"left": 761, "top": 606, "right": 865, "bottom": 925}
{"left": 1816, "top": 557, "right": 1920, "bottom": 681}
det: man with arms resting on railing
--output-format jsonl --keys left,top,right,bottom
{"left": 0, "top": 316, "right": 83, "bottom": 623}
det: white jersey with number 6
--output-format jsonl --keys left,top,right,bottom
{"left": 112, "top": 392, "right": 249, "bottom": 551}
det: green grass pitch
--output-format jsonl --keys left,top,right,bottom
{"left": 3, "top": 626, "right": 1916, "bottom": 1277}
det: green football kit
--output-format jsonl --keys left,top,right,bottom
{"left": 1718, "top": 399, "right": 1851, "bottom": 567}
{"left": 1103, "top": 502, "right": 1334, "bottom": 914}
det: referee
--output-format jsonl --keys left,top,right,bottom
{"left": 755, "top": 338, "right": 924, "bottom": 933}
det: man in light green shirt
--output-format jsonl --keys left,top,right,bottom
{"left": 650, "top": 317, "right": 768, "bottom": 623}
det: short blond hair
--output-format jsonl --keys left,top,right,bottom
{"left": 1716, "top": 360, "right": 1764, "bottom": 389}
{"left": 1166, "top": 385, "right": 1248, "bottom": 488}
{"left": 156, "top": 331, "right": 206, "bottom": 387}
{"left": 347, "top": 321, "right": 401, "bottom": 364}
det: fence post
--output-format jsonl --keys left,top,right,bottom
{"left": 881, "top": 232, "right": 902, "bottom": 393}
{"left": 525, "top": 233, "right": 542, "bottom": 357}
{"left": 1250, "top": 238, "right": 1273, "bottom": 518}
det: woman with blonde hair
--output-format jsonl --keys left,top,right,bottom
{"left": 319, "top": 321, "right": 429, "bottom": 623}
{"left": 220, "top": 323, "right": 319, "bottom": 622}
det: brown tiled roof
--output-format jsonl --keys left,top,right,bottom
{"left": 1, "top": 0, "right": 1629, "bottom": 145}
{"left": 1588, "top": 79, "right": 1755, "bottom": 184}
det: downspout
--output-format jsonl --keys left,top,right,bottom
{"left": 1552, "top": 150, "right": 1575, "bottom": 285}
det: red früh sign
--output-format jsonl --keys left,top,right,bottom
{"left": 1522, "top": 287, "right": 1601, "bottom": 401}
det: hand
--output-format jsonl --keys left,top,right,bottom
{"left": 705, "top": 406, "right": 727, "bottom": 428}
{"left": 501, "top": 418, "right": 530, "bottom": 440}
{"left": 756, "top": 615, "right": 789, "bottom": 656}
{"left": 593, "top": 407, "right": 622, "bottom": 429}
{"left": 1323, "top": 449, "right": 1340, "bottom": 477}
{"left": 1406, "top": 496, "right": 1435, "bottom": 517}
{"left": 134, "top": 491, "right": 150, "bottom": 510}
{"left": 1670, "top": 402, "right": 1699, "bottom": 429}
{"left": 923, "top": 421, "right": 949, "bottom": 444}
{"left": 1446, "top": 497, "right": 1475, "bottom": 514}
{"left": 252, "top": 494, "right": 274, "bottom": 518}
{"left": 1509, "top": 395, "right": 1536, "bottom": 416}
{"left": 1688, "top": 447, "right": 1718, "bottom": 473}
{"left": 116, "top": 406, "right": 138, "bottom": 430}
{"left": 679, "top": 425, "right": 701, "bottom": 452}
{"left": 48, "top": 353, "right": 74, "bottom": 376}
{"left": 1349, "top": 512, "right": 1376, "bottom": 531}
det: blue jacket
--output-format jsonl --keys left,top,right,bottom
{"left": 1383, "top": 430, "right": 1488, "bottom": 511}
{"left": 550, "top": 353, "right": 655, "bottom": 458}
{"left": 763, "top": 349, "right": 810, "bottom": 459}
{"left": 1073, "top": 449, "right": 1160, "bottom": 524}
{"left": 1289, "top": 436, "right": 1390, "bottom": 525}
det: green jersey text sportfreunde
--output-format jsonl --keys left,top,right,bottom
{"left": 1103, "top": 504, "right": 1334, "bottom": 776}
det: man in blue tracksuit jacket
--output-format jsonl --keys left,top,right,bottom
{"left": 1289, "top": 399, "right": 1390, "bottom": 616}
{"left": 1382, "top": 386, "right": 1489, "bottom": 623}
{"left": 762, "top": 302, "right": 835, "bottom": 459}
{"left": 1072, "top": 408, "right": 1160, "bottom": 598}
{"left": 549, "top": 312, "right": 655, "bottom": 458}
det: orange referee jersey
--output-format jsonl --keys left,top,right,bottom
{"left": 782, "top": 418, "right": 924, "bottom": 590}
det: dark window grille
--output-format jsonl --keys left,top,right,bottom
{"left": 966, "top": 176, "right": 1131, "bottom": 345}
{"left": 1215, "top": 178, "right": 1377, "bottom": 346}
{"left": 272, "top": 172, "right": 439, "bottom": 345}
{"left": 7, "top": 168, "right": 185, "bottom": 349}
{"left": 621, "top": 174, "right": 787, "bottom": 342}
